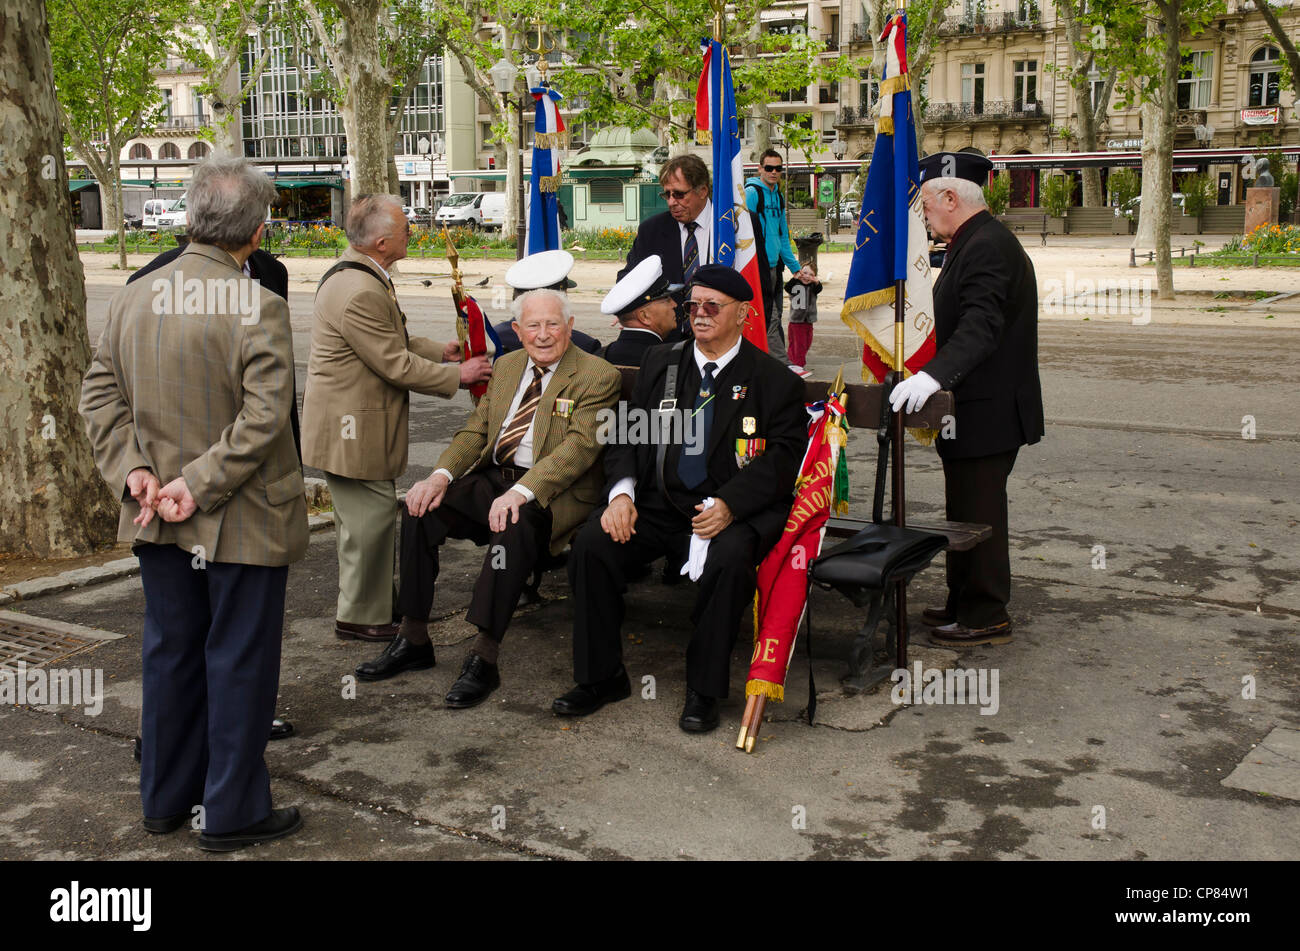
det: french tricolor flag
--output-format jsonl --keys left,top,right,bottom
{"left": 528, "top": 85, "right": 566, "bottom": 254}
{"left": 696, "top": 40, "right": 768, "bottom": 351}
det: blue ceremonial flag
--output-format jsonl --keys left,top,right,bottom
{"left": 839, "top": 13, "right": 935, "bottom": 382}
{"left": 527, "top": 85, "right": 565, "bottom": 254}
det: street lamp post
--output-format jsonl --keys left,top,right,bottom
{"left": 489, "top": 55, "right": 528, "bottom": 259}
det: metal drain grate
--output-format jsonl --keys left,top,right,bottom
{"left": 0, "top": 617, "right": 104, "bottom": 673}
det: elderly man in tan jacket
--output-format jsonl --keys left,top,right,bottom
{"left": 81, "top": 157, "right": 307, "bottom": 851}
{"left": 302, "top": 194, "right": 491, "bottom": 641}
{"left": 355, "top": 288, "right": 620, "bottom": 709}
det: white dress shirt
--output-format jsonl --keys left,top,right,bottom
{"left": 608, "top": 335, "right": 742, "bottom": 504}
{"left": 434, "top": 357, "right": 558, "bottom": 502}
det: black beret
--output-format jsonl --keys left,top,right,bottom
{"left": 689, "top": 263, "right": 753, "bottom": 302}
{"left": 917, "top": 151, "right": 994, "bottom": 186}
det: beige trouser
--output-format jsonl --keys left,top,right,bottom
{"left": 325, "top": 472, "right": 398, "bottom": 625}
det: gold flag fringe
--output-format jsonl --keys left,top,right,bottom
{"left": 538, "top": 173, "right": 561, "bottom": 193}
{"left": 534, "top": 131, "right": 569, "bottom": 150}
{"left": 745, "top": 679, "right": 785, "bottom": 702}
{"left": 877, "top": 115, "right": 894, "bottom": 135}
{"left": 879, "top": 74, "right": 910, "bottom": 98}
{"left": 696, "top": 130, "right": 712, "bottom": 146}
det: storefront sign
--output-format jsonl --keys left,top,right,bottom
{"left": 397, "top": 160, "right": 433, "bottom": 180}
{"left": 1240, "top": 107, "right": 1280, "bottom": 126}
{"left": 1106, "top": 138, "right": 1143, "bottom": 149}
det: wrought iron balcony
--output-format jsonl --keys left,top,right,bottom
{"left": 936, "top": 12, "right": 1044, "bottom": 35}
{"left": 849, "top": 23, "right": 873, "bottom": 45}
{"left": 924, "top": 100, "right": 1047, "bottom": 123}
{"left": 154, "top": 113, "right": 209, "bottom": 133}
{"left": 837, "top": 105, "right": 875, "bottom": 128}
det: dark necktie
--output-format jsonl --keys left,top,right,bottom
{"left": 682, "top": 221, "right": 699, "bottom": 285}
{"left": 677, "top": 361, "right": 717, "bottom": 489}
{"left": 496, "top": 365, "right": 546, "bottom": 467}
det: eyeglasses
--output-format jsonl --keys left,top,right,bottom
{"left": 685, "top": 298, "right": 741, "bottom": 317}
{"left": 661, "top": 188, "right": 698, "bottom": 201}
{"left": 762, "top": 164, "right": 784, "bottom": 173}
{"left": 921, "top": 189, "right": 950, "bottom": 211}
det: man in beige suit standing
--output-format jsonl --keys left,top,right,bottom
{"left": 356, "top": 289, "right": 620, "bottom": 709}
{"left": 81, "top": 157, "right": 307, "bottom": 851}
{"left": 301, "top": 194, "right": 491, "bottom": 642}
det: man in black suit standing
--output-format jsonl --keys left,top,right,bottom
{"left": 890, "top": 151, "right": 1044, "bottom": 647}
{"left": 619, "top": 155, "right": 714, "bottom": 340}
{"left": 599, "top": 255, "right": 681, "bottom": 366}
{"left": 554, "top": 265, "right": 808, "bottom": 733}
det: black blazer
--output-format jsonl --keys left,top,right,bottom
{"left": 620, "top": 210, "right": 699, "bottom": 339}
{"left": 923, "top": 211, "right": 1044, "bottom": 462}
{"left": 127, "top": 246, "right": 299, "bottom": 458}
{"left": 602, "top": 328, "right": 664, "bottom": 367}
{"left": 605, "top": 339, "right": 807, "bottom": 551}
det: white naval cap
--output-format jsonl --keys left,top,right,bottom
{"left": 600, "top": 254, "right": 683, "bottom": 317}
{"left": 505, "top": 249, "right": 575, "bottom": 291}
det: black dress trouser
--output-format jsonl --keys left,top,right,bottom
{"left": 396, "top": 466, "right": 552, "bottom": 643}
{"left": 568, "top": 493, "right": 760, "bottom": 698}
{"left": 942, "top": 447, "right": 1019, "bottom": 627}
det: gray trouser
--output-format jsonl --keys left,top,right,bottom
{"left": 325, "top": 472, "right": 398, "bottom": 625}
{"left": 765, "top": 265, "right": 790, "bottom": 363}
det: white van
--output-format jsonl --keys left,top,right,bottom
{"left": 142, "top": 198, "right": 174, "bottom": 231}
{"left": 435, "top": 192, "right": 509, "bottom": 230}
{"left": 156, "top": 193, "right": 187, "bottom": 231}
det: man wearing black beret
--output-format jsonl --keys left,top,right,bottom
{"left": 890, "top": 151, "right": 1045, "bottom": 647}
{"left": 554, "top": 264, "right": 808, "bottom": 733}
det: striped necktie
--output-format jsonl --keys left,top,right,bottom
{"left": 682, "top": 221, "right": 699, "bottom": 285}
{"left": 496, "top": 365, "right": 547, "bottom": 467}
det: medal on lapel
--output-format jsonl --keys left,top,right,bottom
{"left": 742, "top": 416, "right": 756, "bottom": 435}
{"left": 734, "top": 437, "right": 766, "bottom": 468}
{"left": 553, "top": 397, "right": 575, "bottom": 418}
{"left": 732, "top": 385, "right": 747, "bottom": 401}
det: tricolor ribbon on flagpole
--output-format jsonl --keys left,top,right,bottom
{"left": 697, "top": 38, "right": 768, "bottom": 351}
{"left": 528, "top": 85, "right": 566, "bottom": 254}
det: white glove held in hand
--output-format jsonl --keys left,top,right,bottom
{"left": 888, "top": 371, "right": 940, "bottom": 415}
{"left": 681, "top": 497, "right": 715, "bottom": 582}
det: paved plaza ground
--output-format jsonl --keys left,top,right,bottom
{"left": 1, "top": 235, "right": 1296, "bottom": 860}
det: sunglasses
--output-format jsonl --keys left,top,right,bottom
{"left": 685, "top": 299, "right": 740, "bottom": 317}
{"left": 762, "top": 164, "right": 784, "bottom": 173}
{"left": 661, "top": 188, "right": 698, "bottom": 201}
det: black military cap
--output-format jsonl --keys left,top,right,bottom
{"left": 917, "top": 151, "right": 994, "bottom": 185}
{"left": 689, "top": 263, "right": 753, "bottom": 302}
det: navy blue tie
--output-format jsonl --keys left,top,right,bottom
{"left": 677, "top": 362, "right": 716, "bottom": 489}
{"left": 682, "top": 221, "right": 699, "bottom": 285}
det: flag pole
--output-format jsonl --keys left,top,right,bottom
{"left": 892, "top": 1, "right": 909, "bottom": 670}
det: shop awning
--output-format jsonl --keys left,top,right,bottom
{"left": 273, "top": 177, "right": 343, "bottom": 189}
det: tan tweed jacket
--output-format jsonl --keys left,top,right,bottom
{"left": 437, "top": 343, "right": 621, "bottom": 554}
{"left": 301, "top": 246, "right": 460, "bottom": 481}
{"left": 79, "top": 243, "right": 308, "bottom": 567}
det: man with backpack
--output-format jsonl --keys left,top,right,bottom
{"left": 745, "top": 149, "right": 815, "bottom": 374}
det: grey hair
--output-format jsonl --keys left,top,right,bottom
{"left": 511, "top": 287, "right": 572, "bottom": 322}
{"left": 924, "top": 176, "right": 987, "bottom": 210}
{"left": 186, "top": 157, "right": 276, "bottom": 250}
{"left": 346, "top": 194, "right": 405, "bottom": 248}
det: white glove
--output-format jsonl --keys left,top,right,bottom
{"left": 889, "top": 371, "right": 940, "bottom": 415}
{"left": 680, "top": 497, "right": 714, "bottom": 582}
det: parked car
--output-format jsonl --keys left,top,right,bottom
{"left": 155, "top": 193, "right": 187, "bottom": 231}
{"left": 435, "top": 192, "right": 509, "bottom": 231}
{"left": 141, "top": 198, "right": 174, "bottom": 231}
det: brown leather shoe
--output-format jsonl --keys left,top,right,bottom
{"left": 335, "top": 620, "right": 401, "bottom": 642}
{"left": 921, "top": 606, "right": 955, "bottom": 627}
{"left": 929, "top": 621, "right": 1013, "bottom": 647}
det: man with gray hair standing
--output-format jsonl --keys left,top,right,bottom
{"left": 81, "top": 157, "right": 307, "bottom": 851}
{"left": 302, "top": 194, "right": 492, "bottom": 644}
{"left": 890, "top": 151, "right": 1044, "bottom": 648}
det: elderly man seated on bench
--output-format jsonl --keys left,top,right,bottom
{"left": 355, "top": 288, "right": 621, "bottom": 708}
{"left": 554, "top": 265, "right": 808, "bottom": 733}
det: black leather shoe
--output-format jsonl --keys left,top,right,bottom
{"left": 335, "top": 619, "right": 401, "bottom": 642}
{"left": 142, "top": 812, "right": 191, "bottom": 834}
{"left": 553, "top": 667, "right": 632, "bottom": 717}
{"left": 679, "top": 689, "right": 720, "bottom": 733}
{"left": 355, "top": 635, "right": 435, "bottom": 682}
{"left": 921, "top": 606, "right": 955, "bottom": 627}
{"left": 197, "top": 807, "right": 303, "bottom": 853}
{"left": 269, "top": 718, "right": 294, "bottom": 741}
{"left": 444, "top": 653, "right": 500, "bottom": 709}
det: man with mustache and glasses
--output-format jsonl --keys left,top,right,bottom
{"left": 618, "top": 154, "right": 715, "bottom": 340}
{"left": 555, "top": 265, "right": 807, "bottom": 733}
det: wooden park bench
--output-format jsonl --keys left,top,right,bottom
{"left": 524, "top": 368, "right": 991, "bottom": 694}
{"left": 998, "top": 210, "right": 1049, "bottom": 246}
